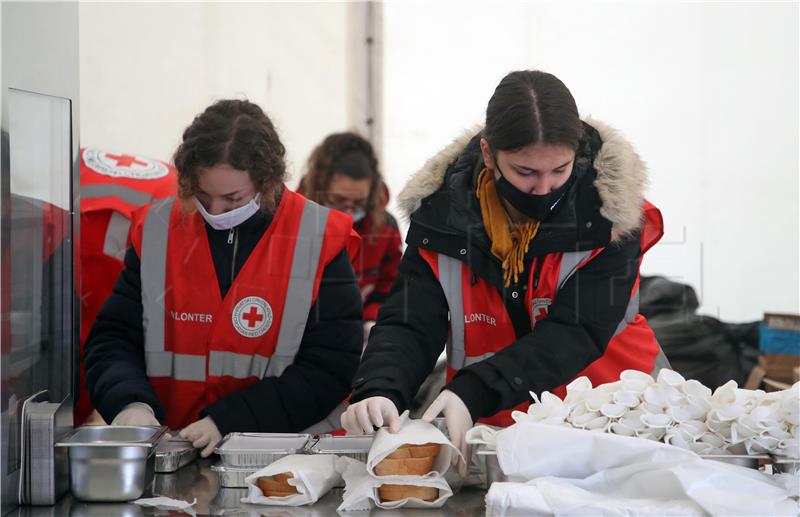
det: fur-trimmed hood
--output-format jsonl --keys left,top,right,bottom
{"left": 397, "top": 117, "right": 648, "bottom": 241}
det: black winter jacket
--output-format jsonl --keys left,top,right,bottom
{"left": 351, "top": 120, "right": 654, "bottom": 421}
{"left": 85, "top": 190, "right": 363, "bottom": 434}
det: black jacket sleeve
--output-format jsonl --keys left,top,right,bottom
{"left": 201, "top": 250, "right": 363, "bottom": 434}
{"left": 84, "top": 246, "right": 164, "bottom": 422}
{"left": 447, "top": 235, "right": 642, "bottom": 420}
{"left": 350, "top": 246, "right": 450, "bottom": 412}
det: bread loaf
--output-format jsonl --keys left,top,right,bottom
{"left": 374, "top": 456, "right": 434, "bottom": 476}
{"left": 375, "top": 443, "right": 441, "bottom": 476}
{"left": 256, "top": 472, "right": 298, "bottom": 497}
{"left": 378, "top": 484, "right": 439, "bottom": 502}
{"left": 385, "top": 443, "right": 441, "bottom": 459}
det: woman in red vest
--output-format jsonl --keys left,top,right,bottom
{"left": 341, "top": 70, "right": 670, "bottom": 474}
{"left": 85, "top": 100, "right": 363, "bottom": 456}
{"left": 298, "top": 132, "right": 402, "bottom": 334}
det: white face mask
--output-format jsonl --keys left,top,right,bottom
{"left": 350, "top": 210, "right": 367, "bottom": 223}
{"left": 193, "top": 194, "right": 260, "bottom": 230}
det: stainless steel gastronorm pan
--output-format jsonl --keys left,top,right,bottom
{"left": 701, "top": 454, "right": 770, "bottom": 469}
{"left": 56, "top": 426, "right": 166, "bottom": 501}
{"left": 476, "top": 449, "right": 507, "bottom": 488}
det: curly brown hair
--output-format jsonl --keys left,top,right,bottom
{"left": 299, "top": 132, "right": 385, "bottom": 230}
{"left": 173, "top": 99, "right": 286, "bottom": 214}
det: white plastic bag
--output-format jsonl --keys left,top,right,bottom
{"left": 489, "top": 422, "right": 798, "bottom": 516}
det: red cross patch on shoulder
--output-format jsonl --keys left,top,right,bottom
{"left": 83, "top": 148, "right": 169, "bottom": 180}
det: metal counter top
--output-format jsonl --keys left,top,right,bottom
{"left": 14, "top": 459, "right": 488, "bottom": 516}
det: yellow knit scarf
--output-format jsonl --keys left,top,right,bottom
{"left": 476, "top": 168, "right": 541, "bottom": 287}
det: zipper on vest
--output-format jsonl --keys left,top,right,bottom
{"left": 230, "top": 228, "right": 239, "bottom": 285}
{"left": 227, "top": 228, "right": 234, "bottom": 244}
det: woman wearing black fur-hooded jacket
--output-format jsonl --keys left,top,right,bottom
{"left": 341, "top": 70, "right": 671, "bottom": 474}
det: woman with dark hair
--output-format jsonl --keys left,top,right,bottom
{"left": 85, "top": 100, "right": 363, "bottom": 456}
{"left": 298, "top": 132, "right": 402, "bottom": 326}
{"left": 341, "top": 70, "right": 670, "bottom": 474}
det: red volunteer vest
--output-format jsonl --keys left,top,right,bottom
{"left": 420, "top": 201, "right": 669, "bottom": 427}
{"left": 130, "top": 190, "right": 358, "bottom": 430}
{"left": 78, "top": 148, "right": 177, "bottom": 424}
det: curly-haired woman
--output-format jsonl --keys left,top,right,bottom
{"left": 85, "top": 100, "right": 363, "bottom": 456}
{"left": 299, "top": 132, "right": 402, "bottom": 327}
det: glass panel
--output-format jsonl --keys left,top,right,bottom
{"left": 3, "top": 89, "right": 73, "bottom": 474}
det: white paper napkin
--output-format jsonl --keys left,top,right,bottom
{"left": 338, "top": 457, "right": 453, "bottom": 511}
{"left": 241, "top": 454, "right": 343, "bottom": 507}
{"left": 133, "top": 496, "right": 197, "bottom": 516}
{"left": 366, "top": 411, "right": 460, "bottom": 477}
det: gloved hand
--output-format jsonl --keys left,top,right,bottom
{"left": 111, "top": 402, "right": 160, "bottom": 426}
{"left": 341, "top": 396, "right": 401, "bottom": 435}
{"left": 180, "top": 416, "right": 222, "bottom": 458}
{"left": 421, "top": 390, "right": 473, "bottom": 477}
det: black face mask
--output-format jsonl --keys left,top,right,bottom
{"left": 493, "top": 159, "right": 576, "bottom": 221}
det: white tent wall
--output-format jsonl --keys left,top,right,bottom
{"left": 382, "top": 2, "right": 799, "bottom": 322}
{"left": 79, "top": 2, "right": 372, "bottom": 186}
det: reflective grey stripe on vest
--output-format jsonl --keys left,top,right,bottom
{"left": 557, "top": 250, "right": 595, "bottom": 291}
{"left": 464, "top": 352, "right": 495, "bottom": 367}
{"left": 208, "top": 351, "right": 271, "bottom": 379}
{"left": 145, "top": 351, "right": 206, "bottom": 382}
{"left": 140, "top": 198, "right": 206, "bottom": 379}
{"left": 438, "top": 255, "right": 466, "bottom": 370}
{"left": 612, "top": 289, "right": 640, "bottom": 337}
{"left": 264, "top": 201, "right": 330, "bottom": 377}
{"left": 610, "top": 288, "right": 670, "bottom": 375}
{"left": 141, "top": 197, "right": 173, "bottom": 364}
{"left": 102, "top": 211, "right": 132, "bottom": 260}
{"left": 650, "top": 345, "right": 672, "bottom": 376}
{"left": 83, "top": 184, "right": 154, "bottom": 207}
{"left": 140, "top": 198, "right": 331, "bottom": 381}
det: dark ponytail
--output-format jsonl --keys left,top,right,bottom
{"left": 484, "top": 70, "right": 582, "bottom": 152}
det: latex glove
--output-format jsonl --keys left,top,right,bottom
{"left": 341, "top": 396, "right": 401, "bottom": 435}
{"left": 421, "top": 390, "right": 472, "bottom": 477}
{"left": 180, "top": 416, "right": 222, "bottom": 458}
{"left": 111, "top": 402, "right": 160, "bottom": 426}
{"left": 84, "top": 409, "right": 108, "bottom": 426}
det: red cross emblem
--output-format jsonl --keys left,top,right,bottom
{"left": 232, "top": 296, "right": 273, "bottom": 338}
{"left": 242, "top": 306, "right": 264, "bottom": 328}
{"left": 105, "top": 153, "right": 147, "bottom": 168}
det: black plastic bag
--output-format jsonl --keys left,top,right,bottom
{"left": 640, "top": 276, "right": 758, "bottom": 389}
